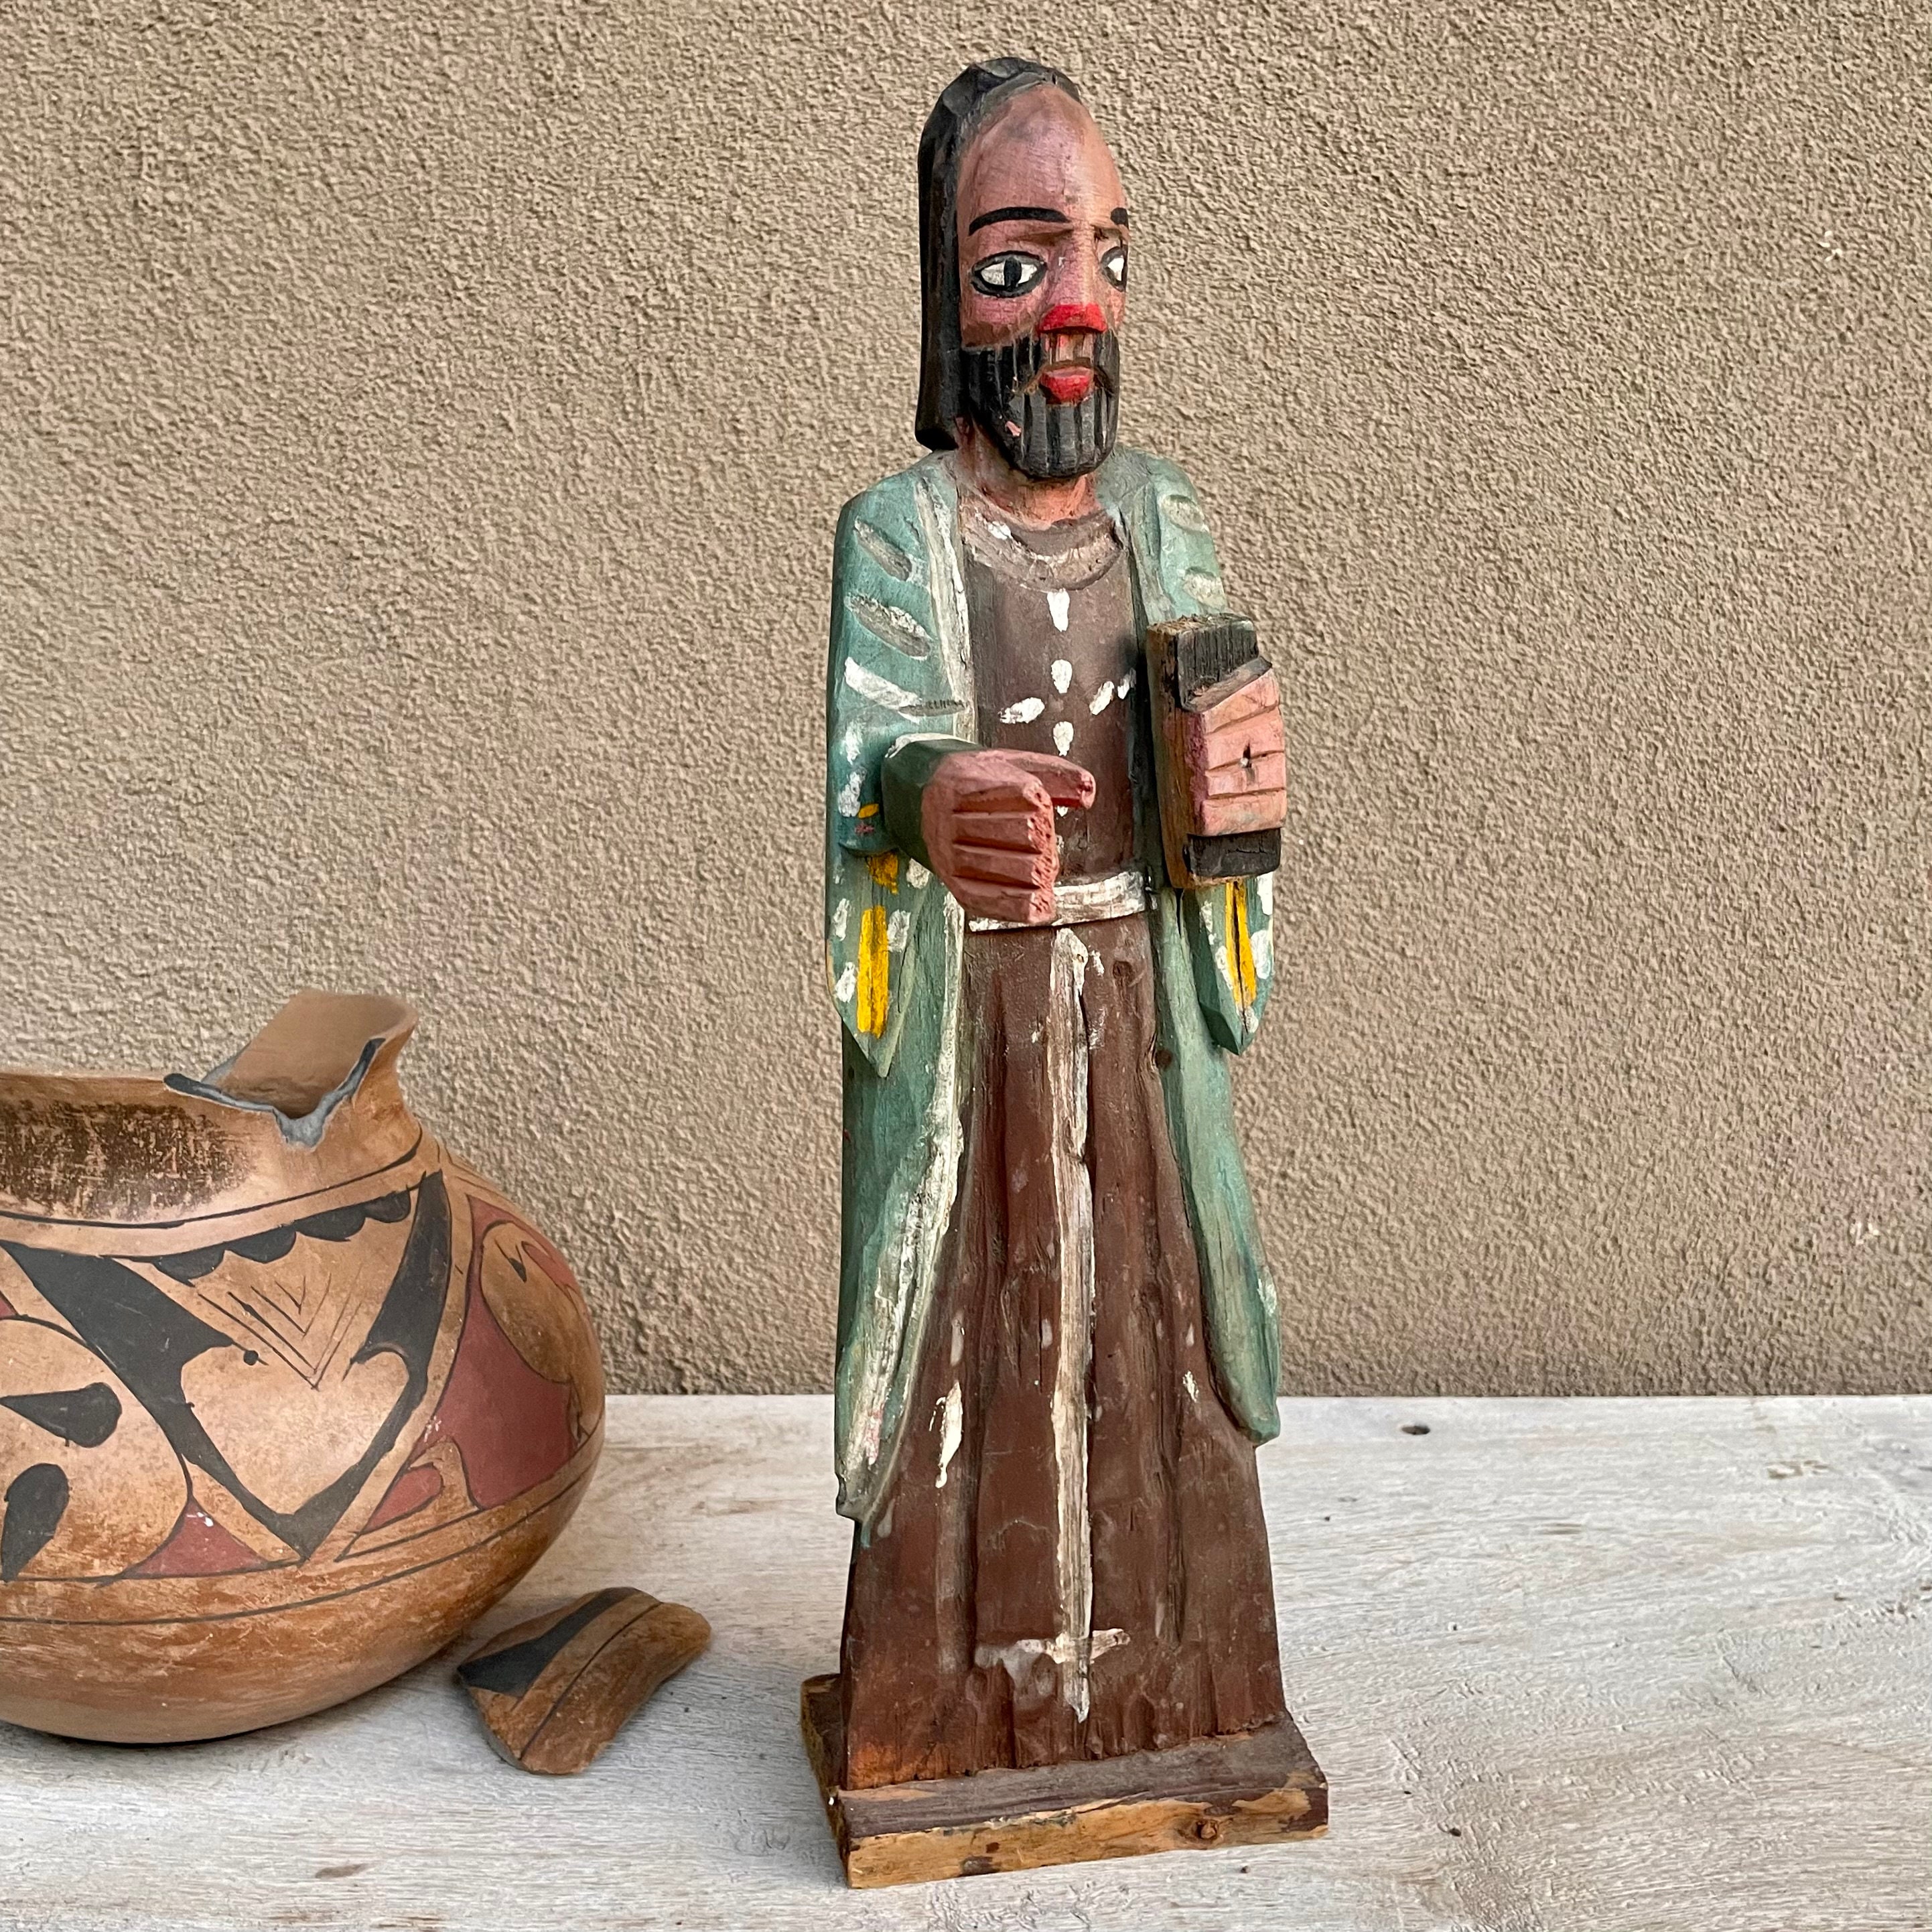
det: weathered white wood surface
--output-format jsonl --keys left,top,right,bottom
{"left": 1, "top": 1395, "right": 1927, "bottom": 1931}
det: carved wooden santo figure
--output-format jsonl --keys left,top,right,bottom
{"left": 805, "top": 61, "right": 1326, "bottom": 1884}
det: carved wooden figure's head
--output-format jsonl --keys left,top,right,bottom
{"left": 916, "top": 60, "right": 1127, "bottom": 480}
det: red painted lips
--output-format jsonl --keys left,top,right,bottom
{"left": 1039, "top": 367, "right": 1094, "bottom": 405}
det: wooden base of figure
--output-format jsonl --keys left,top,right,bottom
{"left": 799, "top": 1673, "right": 1327, "bottom": 1888}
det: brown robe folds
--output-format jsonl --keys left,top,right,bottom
{"left": 838, "top": 492, "right": 1285, "bottom": 1789}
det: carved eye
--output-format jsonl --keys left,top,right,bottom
{"left": 1101, "top": 245, "right": 1127, "bottom": 290}
{"left": 969, "top": 252, "right": 1046, "bottom": 298}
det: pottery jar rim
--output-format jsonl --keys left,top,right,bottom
{"left": 0, "top": 991, "right": 425, "bottom": 1236}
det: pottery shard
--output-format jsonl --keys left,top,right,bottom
{"left": 456, "top": 1586, "right": 710, "bottom": 1775}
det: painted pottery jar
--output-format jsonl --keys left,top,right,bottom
{"left": 0, "top": 992, "right": 605, "bottom": 1742}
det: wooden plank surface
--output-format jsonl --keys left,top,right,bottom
{"left": 1, "top": 1395, "right": 1927, "bottom": 1931}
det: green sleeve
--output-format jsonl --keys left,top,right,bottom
{"left": 880, "top": 734, "right": 979, "bottom": 870}
{"left": 824, "top": 477, "right": 969, "bottom": 1073}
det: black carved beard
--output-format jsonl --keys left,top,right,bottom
{"left": 959, "top": 330, "right": 1121, "bottom": 480}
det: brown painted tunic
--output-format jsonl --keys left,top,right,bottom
{"left": 838, "top": 490, "right": 1286, "bottom": 1789}
{"left": 962, "top": 495, "right": 1140, "bottom": 881}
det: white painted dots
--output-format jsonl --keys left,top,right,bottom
{"left": 998, "top": 655, "right": 1137, "bottom": 767}
{"left": 1045, "top": 665, "right": 1079, "bottom": 754}
{"left": 935, "top": 1383, "right": 963, "bottom": 1490}
{"left": 1047, "top": 588, "right": 1070, "bottom": 631}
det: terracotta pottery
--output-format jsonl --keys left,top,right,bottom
{"left": 0, "top": 991, "right": 605, "bottom": 1742}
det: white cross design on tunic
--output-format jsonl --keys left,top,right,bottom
{"left": 993, "top": 661, "right": 1134, "bottom": 782}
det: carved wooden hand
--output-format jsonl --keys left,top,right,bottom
{"left": 1180, "top": 669, "right": 1287, "bottom": 838}
{"left": 920, "top": 748, "right": 1096, "bottom": 925}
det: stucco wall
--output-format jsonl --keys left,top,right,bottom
{"left": 2, "top": 2, "right": 1927, "bottom": 1395}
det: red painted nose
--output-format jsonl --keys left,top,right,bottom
{"left": 1039, "top": 301, "right": 1107, "bottom": 335}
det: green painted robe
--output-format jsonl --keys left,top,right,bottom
{"left": 825, "top": 445, "right": 1280, "bottom": 1529}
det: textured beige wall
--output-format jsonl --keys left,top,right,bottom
{"left": 2, "top": 3, "right": 1927, "bottom": 1396}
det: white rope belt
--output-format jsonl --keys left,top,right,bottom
{"left": 967, "top": 868, "right": 1150, "bottom": 933}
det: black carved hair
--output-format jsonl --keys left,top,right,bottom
{"left": 915, "top": 58, "right": 1083, "bottom": 452}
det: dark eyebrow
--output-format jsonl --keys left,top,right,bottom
{"left": 967, "top": 204, "right": 1068, "bottom": 235}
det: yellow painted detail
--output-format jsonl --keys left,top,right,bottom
{"left": 1227, "top": 881, "right": 1257, "bottom": 1010}
{"left": 857, "top": 905, "right": 891, "bottom": 1036}
{"left": 857, "top": 801, "right": 880, "bottom": 819}
{"left": 867, "top": 851, "right": 900, "bottom": 890}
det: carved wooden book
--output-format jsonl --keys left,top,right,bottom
{"left": 1147, "top": 614, "right": 1284, "bottom": 888}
